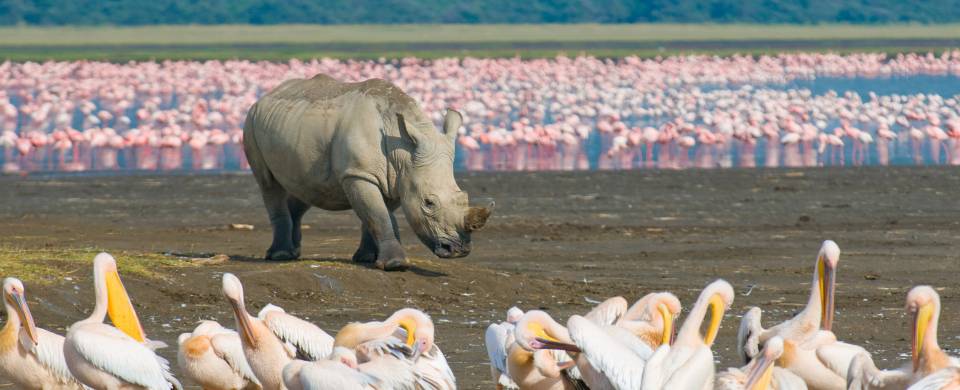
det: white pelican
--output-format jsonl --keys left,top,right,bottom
{"left": 640, "top": 279, "right": 735, "bottom": 390}
{"left": 177, "top": 320, "right": 262, "bottom": 390}
{"left": 510, "top": 310, "right": 580, "bottom": 390}
{"left": 334, "top": 308, "right": 456, "bottom": 390}
{"left": 584, "top": 296, "right": 629, "bottom": 326}
{"left": 0, "top": 277, "right": 86, "bottom": 389}
{"left": 283, "top": 346, "right": 415, "bottom": 390}
{"left": 63, "top": 252, "right": 182, "bottom": 390}
{"left": 737, "top": 240, "right": 865, "bottom": 390}
{"left": 615, "top": 292, "right": 682, "bottom": 349}
{"left": 846, "top": 286, "right": 959, "bottom": 390}
{"left": 222, "top": 273, "right": 334, "bottom": 390}
{"left": 907, "top": 367, "right": 960, "bottom": 390}
{"left": 715, "top": 336, "right": 807, "bottom": 390}
{"left": 486, "top": 306, "right": 524, "bottom": 389}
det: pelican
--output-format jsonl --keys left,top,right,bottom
{"left": 510, "top": 310, "right": 580, "bottom": 390}
{"left": 222, "top": 273, "right": 334, "bottom": 390}
{"left": 737, "top": 240, "right": 865, "bottom": 390}
{"left": 615, "top": 292, "right": 682, "bottom": 350}
{"left": 63, "top": 252, "right": 182, "bottom": 390}
{"left": 640, "top": 279, "right": 735, "bottom": 390}
{"left": 486, "top": 306, "right": 524, "bottom": 389}
{"left": 0, "top": 277, "right": 86, "bottom": 389}
{"left": 283, "top": 346, "right": 414, "bottom": 390}
{"left": 584, "top": 296, "right": 629, "bottom": 326}
{"left": 846, "top": 286, "right": 959, "bottom": 390}
{"left": 907, "top": 367, "right": 960, "bottom": 390}
{"left": 334, "top": 308, "right": 456, "bottom": 390}
{"left": 716, "top": 336, "right": 807, "bottom": 390}
{"left": 177, "top": 320, "right": 262, "bottom": 390}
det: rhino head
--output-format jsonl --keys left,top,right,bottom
{"left": 396, "top": 109, "right": 494, "bottom": 258}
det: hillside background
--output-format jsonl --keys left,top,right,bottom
{"left": 4, "top": 0, "right": 960, "bottom": 25}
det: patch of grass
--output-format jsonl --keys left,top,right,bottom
{"left": 0, "top": 246, "right": 193, "bottom": 283}
{"left": 0, "top": 23, "right": 958, "bottom": 61}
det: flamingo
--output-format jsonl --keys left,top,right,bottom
{"left": 177, "top": 320, "right": 262, "bottom": 390}
{"left": 847, "top": 286, "right": 959, "bottom": 389}
{"left": 0, "top": 278, "right": 86, "bottom": 389}
{"left": 222, "top": 273, "right": 334, "bottom": 390}
{"left": 63, "top": 253, "right": 182, "bottom": 390}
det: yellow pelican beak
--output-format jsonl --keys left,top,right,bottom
{"left": 745, "top": 353, "right": 776, "bottom": 390}
{"left": 818, "top": 255, "right": 836, "bottom": 331}
{"left": 104, "top": 268, "right": 146, "bottom": 342}
{"left": 657, "top": 303, "right": 674, "bottom": 346}
{"left": 913, "top": 302, "right": 933, "bottom": 372}
{"left": 9, "top": 291, "right": 38, "bottom": 346}
{"left": 704, "top": 293, "right": 725, "bottom": 346}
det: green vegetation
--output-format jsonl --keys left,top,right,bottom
{"left": 4, "top": 0, "right": 960, "bottom": 25}
{"left": 0, "top": 247, "right": 192, "bottom": 283}
{"left": 0, "top": 24, "right": 957, "bottom": 61}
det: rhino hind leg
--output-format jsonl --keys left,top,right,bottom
{"left": 343, "top": 178, "right": 409, "bottom": 271}
{"left": 352, "top": 227, "right": 378, "bottom": 264}
{"left": 288, "top": 196, "right": 311, "bottom": 258}
{"left": 261, "top": 186, "right": 299, "bottom": 261}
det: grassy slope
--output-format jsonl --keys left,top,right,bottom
{"left": 0, "top": 23, "right": 958, "bottom": 60}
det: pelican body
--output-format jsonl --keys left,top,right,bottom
{"left": 0, "top": 277, "right": 86, "bottom": 389}
{"left": 177, "top": 320, "right": 262, "bottom": 390}
{"left": 64, "top": 253, "right": 182, "bottom": 390}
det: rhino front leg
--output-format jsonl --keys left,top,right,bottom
{"left": 343, "top": 178, "right": 408, "bottom": 271}
{"left": 261, "top": 186, "right": 298, "bottom": 261}
{"left": 352, "top": 226, "right": 378, "bottom": 264}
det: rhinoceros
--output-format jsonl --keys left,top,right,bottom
{"left": 243, "top": 74, "right": 493, "bottom": 271}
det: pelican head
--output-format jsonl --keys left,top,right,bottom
{"left": 516, "top": 310, "right": 577, "bottom": 353}
{"left": 817, "top": 240, "right": 840, "bottom": 331}
{"left": 221, "top": 273, "right": 256, "bottom": 347}
{"left": 2, "top": 278, "right": 38, "bottom": 347}
{"left": 745, "top": 336, "right": 784, "bottom": 390}
{"left": 907, "top": 285, "right": 940, "bottom": 372}
{"left": 93, "top": 252, "right": 145, "bottom": 342}
{"left": 679, "top": 279, "right": 734, "bottom": 347}
{"left": 386, "top": 308, "right": 435, "bottom": 359}
{"left": 653, "top": 293, "right": 682, "bottom": 345}
{"left": 506, "top": 306, "right": 524, "bottom": 324}
{"left": 331, "top": 346, "right": 359, "bottom": 369}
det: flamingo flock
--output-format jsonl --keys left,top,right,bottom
{"left": 0, "top": 243, "right": 956, "bottom": 389}
{"left": 2, "top": 51, "right": 960, "bottom": 174}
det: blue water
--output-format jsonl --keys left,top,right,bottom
{"left": 783, "top": 75, "right": 960, "bottom": 99}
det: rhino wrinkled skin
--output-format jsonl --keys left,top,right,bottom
{"left": 243, "top": 74, "right": 493, "bottom": 270}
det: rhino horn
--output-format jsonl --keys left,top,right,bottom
{"left": 443, "top": 109, "right": 462, "bottom": 143}
{"left": 465, "top": 201, "right": 494, "bottom": 232}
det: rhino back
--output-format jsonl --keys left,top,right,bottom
{"left": 245, "top": 75, "right": 423, "bottom": 209}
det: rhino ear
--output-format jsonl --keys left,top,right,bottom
{"left": 442, "top": 109, "right": 462, "bottom": 143}
{"left": 397, "top": 113, "right": 426, "bottom": 147}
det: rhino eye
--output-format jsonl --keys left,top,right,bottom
{"left": 424, "top": 196, "right": 438, "bottom": 210}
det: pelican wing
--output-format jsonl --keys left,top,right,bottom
{"left": 737, "top": 307, "right": 764, "bottom": 363}
{"left": 660, "top": 346, "right": 715, "bottom": 390}
{"left": 772, "top": 367, "right": 809, "bottom": 390}
{"left": 603, "top": 324, "right": 655, "bottom": 360}
{"left": 816, "top": 340, "right": 867, "bottom": 380}
{"left": 260, "top": 305, "right": 334, "bottom": 361}
{"left": 209, "top": 332, "right": 262, "bottom": 386}
{"left": 846, "top": 352, "right": 910, "bottom": 390}
{"left": 413, "top": 346, "right": 457, "bottom": 390}
{"left": 568, "top": 315, "right": 646, "bottom": 390}
{"left": 909, "top": 367, "right": 960, "bottom": 390}
{"left": 72, "top": 325, "right": 180, "bottom": 390}
{"left": 585, "top": 296, "right": 628, "bottom": 326}
{"left": 485, "top": 322, "right": 512, "bottom": 374}
{"left": 34, "top": 328, "right": 84, "bottom": 386}
{"left": 299, "top": 360, "right": 374, "bottom": 390}
{"left": 358, "top": 356, "right": 418, "bottom": 390}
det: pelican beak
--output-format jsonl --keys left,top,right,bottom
{"left": 745, "top": 353, "right": 776, "bottom": 390}
{"left": 657, "top": 303, "right": 674, "bottom": 346}
{"left": 528, "top": 321, "right": 580, "bottom": 352}
{"left": 818, "top": 255, "right": 836, "bottom": 331}
{"left": 534, "top": 337, "right": 582, "bottom": 353}
{"left": 228, "top": 299, "right": 257, "bottom": 348}
{"left": 397, "top": 317, "right": 422, "bottom": 359}
{"left": 912, "top": 303, "right": 933, "bottom": 372}
{"left": 704, "top": 294, "right": 725, "bottom": 346}
{"left": 10, "top": 291, "right": 38, "bottom": 347}
{"left": 104, "top": 268, "right": 145, "bottom": 342}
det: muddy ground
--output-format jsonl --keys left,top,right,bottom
{"left": 1, "top": 167, "right": 959, "bottom": 388}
